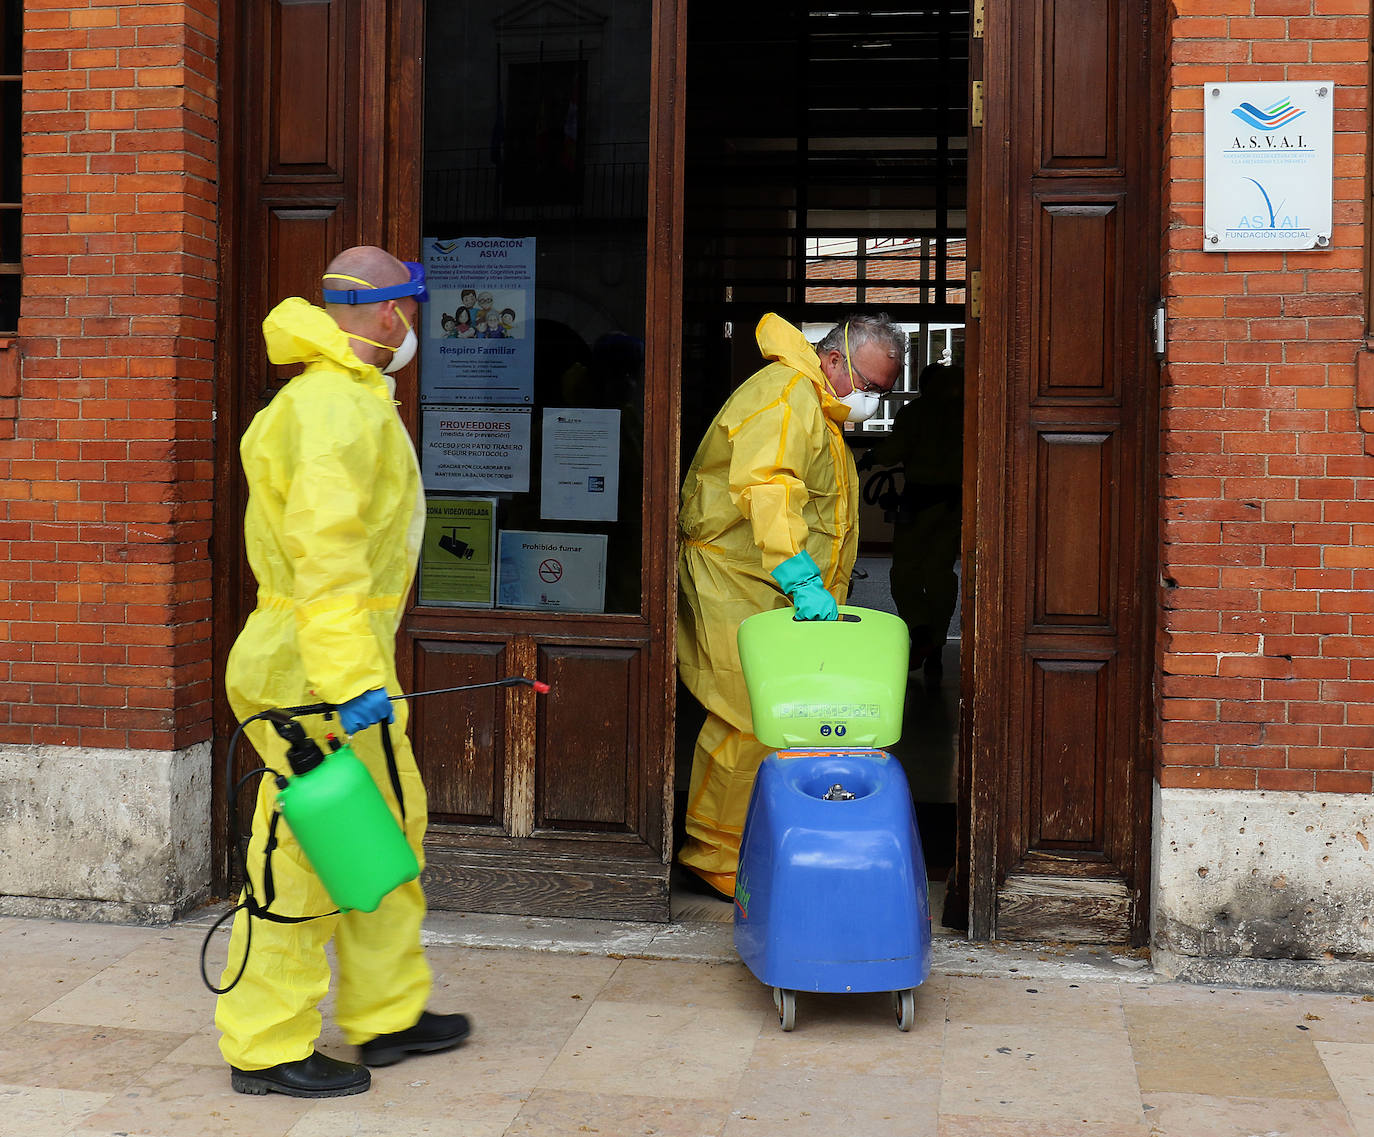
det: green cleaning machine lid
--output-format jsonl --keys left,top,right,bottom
{"left": 737, "top": 605, "right": 910, "bottom": 749}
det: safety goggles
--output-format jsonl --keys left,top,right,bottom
{"left": 321, "top": 260, "right": 430, "bottom": 305}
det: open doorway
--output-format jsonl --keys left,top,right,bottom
{"left": 675, "top": 3, "right": 971, "bottom": 926}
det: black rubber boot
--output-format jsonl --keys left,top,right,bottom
{"left": 230, "top": 1051, "right": 370, "bottom": 1098}
{"left": 360, "top": 1011, "right": 472, "bottom": 1067}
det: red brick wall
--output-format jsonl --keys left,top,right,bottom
{"left": 0, "top": 2, "right": 217, "bottom": 750}
{"left": 1160, "top": 2, "right": 1372, "bottom": 792}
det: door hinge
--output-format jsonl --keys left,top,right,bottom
{"left": 971, "top": 80, "right": 984, "bottom": 128}
{"left": 972, "top": 0, "right": 984, "bottom": 38}
{"left": 969, "top": 270, "right": 983, "bottom": 320}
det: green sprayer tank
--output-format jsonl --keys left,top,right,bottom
{"left": 271, "top": 717, "right": 419, "bottom": 913}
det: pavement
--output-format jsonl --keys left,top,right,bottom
{"left": 4, "top": 898, "right": 1374, "bottom": 1137}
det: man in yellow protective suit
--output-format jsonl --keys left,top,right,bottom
{"left": 677, "top": 312, "right": 906, "bottom": 899}
{"left": 216, "top": 246, "right": 468, "bottom": 1098}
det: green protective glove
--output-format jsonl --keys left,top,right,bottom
{"left": 769, "top": 550, "right": 839, "bottom": 621}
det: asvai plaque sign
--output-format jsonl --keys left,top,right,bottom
{"left": 1203, "top": 81, "right": 1333, "bottom": 252}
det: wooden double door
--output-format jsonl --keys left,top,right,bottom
{"left": 213, "top": 0, "right": 1158, "bottom": 942}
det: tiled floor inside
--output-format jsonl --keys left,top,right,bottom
{"left": 4, "top": 910, "right": 1374, "bottom": 1136}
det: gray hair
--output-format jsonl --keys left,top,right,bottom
{"left": 815, "top": 313, "right": 906, "bottom": 362}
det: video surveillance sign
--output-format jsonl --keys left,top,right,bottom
{"left": 1204, "top": 81, "right": 1333, "bottom": 252}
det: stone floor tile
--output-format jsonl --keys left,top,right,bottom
{"left": 1124, "top": 1003, "right": 1338, "bottom": 1099}
{"left": 1285, "top": 994, "right": 1374, "bottom": 1043}
{"left": 285, "top": 1083, "right": 527, "bottom": 1137}
{"left": 0, "top": 1021, "right": 191, "bottom": 1094}
{"left": 939, "top": 1117, "right": 1148, "bottom": 1136}
{"left": 74, "top": 1060, "right": 313, "bottom": 1137}
{"left": 723, "top": 1070, "right": 940, "bottom": 1136}
{"left": 507, "top": 1087, "right": 730, "bottom": 1136}
{"left": 945, "top": 976, "right": 1126, "bottom": 1031}
{"left": 0, "top": 964, "right": 97, "bottom": 1033}
{"left": 0, "top": 1084, "right": 111, "bottom": 1137}
{"left": 940, "top": 1024, "right": 1144, "bottom": 1126}
{"left": 539, "top": 1000, "right": 762, "bottom": 1100}
{"left": 1139, "top": 1092, "right": 1359, "bottom": 1137}
{"left": 417, "top": 946, "right": 613, "bottom": 1095}
{"left": 162, "top": 1028, "right": 230, "bottom": 1068}
{"left": 0, "top": 916, "right": 152, "bottom": 962}
{"left": 0, "top": 919, "right": 156, "bottom": 1032}
{"left": 1122, "top": 983, "right": 1324, "bottom": 1013}
{"left": 31, "top": 932, "right": 215, "bottom": 1035}
{"left": 1317, "top": 1042, "right": 1374, "bottom": 1137}
{"left": 596, "top": 956, "right": 776, "bottom": 1014}
{"left": 748, "top": 985, "right": 948, "bottom": 1080}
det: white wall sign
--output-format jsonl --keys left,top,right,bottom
{"left": 1203, "top": 81, "right": 1334, "bottom": 252}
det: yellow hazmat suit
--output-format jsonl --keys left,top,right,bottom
{"left": 216, "top": 297, "right": 431, "bottom": 1070}
{"left": 677, "top": 313, "right": 859, "bottom": 897}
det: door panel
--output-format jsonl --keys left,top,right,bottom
{"left": 1036, "top": 431, "right": 1111, "bottom": 623}
{"left": 1031, "top": 657, "right": 1108, "bottom": 846}
{"left": 537, "top": 644, "right": 641, "bottom": 832}
{"left": 412, "top": 639, "right": 508, "bottom": 823}
{"left": 1037, "top": 203, "right": 1118, "bottom": 395}
{"left": 270, "top": 2, "right": 340, "bottom": 172}
{"left": 971, "top": 0, "right": 1157, "bottom": 943}
{"left": 1042, "top": 0, "right": 1117, "bottom": 168}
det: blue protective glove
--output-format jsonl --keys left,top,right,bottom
{"left": 769, "top": 550, "right": 839, "bottom": 621}
{"left": 337, "top": 687, "right": 395, "bottom": 735}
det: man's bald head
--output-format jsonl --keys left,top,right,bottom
{"left": 321, "top": 245, "right": 418, "bottom": 368}
{"left": 323, "top": 246, "right": 410, "bottom": 314}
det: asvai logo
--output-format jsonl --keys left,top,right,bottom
{"left": 1232, "top": 97, "right": 1306, "bottom": 132}
{"left": 430, "top": 239, "right": 461, "bottom": 254}
{"left": 1229, "top": 97, "right": 1307, "bottom": 152}
{"left": 1235, "top": 177, "right": 1302, "bottom": 232}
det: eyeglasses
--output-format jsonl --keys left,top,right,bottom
{"left": 848, "top": 360, "right": 893, "bottom": 395}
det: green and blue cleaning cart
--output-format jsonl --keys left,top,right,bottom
{"left": 734, "top": 605, "right": 932, "bottom": 1031}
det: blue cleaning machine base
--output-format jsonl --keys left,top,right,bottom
{"left": 733, "top": 747, "right": 932, "bottom": 1031}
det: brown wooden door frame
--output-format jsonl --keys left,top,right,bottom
{"left": 966, "top": 0, "right": 1161, "bottom": 944}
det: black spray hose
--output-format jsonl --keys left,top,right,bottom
{"left": 199, "top": 675, "right": 550, "bottom": 994}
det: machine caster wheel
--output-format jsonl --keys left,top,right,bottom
{"left": 773, "top": 987, "right": 796, "bottom": 1031}
{"left": 892, "top": 988, "right": 916, "bottom": 1031}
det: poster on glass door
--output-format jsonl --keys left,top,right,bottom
{"left": 420, "top": 236, "right": 536, "bottom": 404}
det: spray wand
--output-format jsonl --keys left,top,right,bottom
{"left": 201, "top": 675, "right": 550, "bottom": 994}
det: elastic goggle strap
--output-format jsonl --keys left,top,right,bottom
{"left": 345, "top": 307, "right": 412, "bottom": 354}
{"left": 322, "top": 261, "right": 429, "bottom": 305}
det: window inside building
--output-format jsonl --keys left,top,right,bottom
{"left": 419, "top": 2, "right": 649, "bottom": 617}
{"left": 680, "top": 5, "right": 969, "bottom": 446}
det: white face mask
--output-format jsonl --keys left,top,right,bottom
{"left": 383, "top": 325, "right": 417, "bottom": 374}
{"left": 837, "top": 387, "right": 882, "bottom": 422}
{"left": 349, "top": 306, "right": 418, "bottom": 377}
